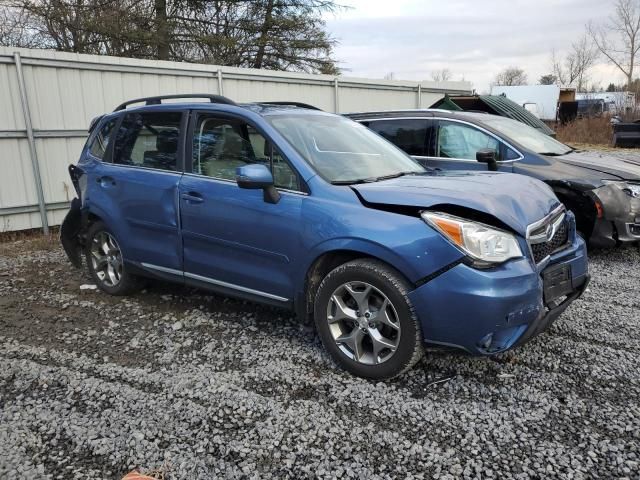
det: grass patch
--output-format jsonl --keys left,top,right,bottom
{"left": 555, "top": 117, "right": 613, "bottom": 146}
{"left": 0, "top": 227, "right": 60, "bottom": 257}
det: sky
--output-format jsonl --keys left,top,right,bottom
{"left": 324, "top": 0, "right": 623, "bottom": 92}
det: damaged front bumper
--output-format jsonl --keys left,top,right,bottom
{"left": 590, "top": 182, "right": 640, "bottom": 246}
{"left": 407, "top": 227, "right": 589, "bottom": 355}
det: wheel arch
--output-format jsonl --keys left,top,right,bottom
{"left": 550, "top": 184, "right": 598, "bottom": 238}
{"left": 295, "top": 244, "right": 414, "bottom": 323}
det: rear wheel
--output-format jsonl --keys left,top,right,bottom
{"left": 85, "top": 221, "right": 142, "bottom": 295}
{"left": 314, "top": 259, "right": 423, "bottom": 380}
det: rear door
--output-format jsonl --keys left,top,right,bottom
{"left": 89, "top": 110, "right": 185, "bottom": 273}
{"left": 178, "top": 111, "right": 304, "bottom": 304}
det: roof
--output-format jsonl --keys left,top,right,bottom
{"left": 109, "top": 101, "right": 328, "bottom": 118}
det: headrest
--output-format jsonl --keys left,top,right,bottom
{"left": 156, "top": 130, "right": 178, "bottom": 153}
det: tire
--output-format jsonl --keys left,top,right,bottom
{"left": 84, "top": 221, "right": 142, "bottom": 296}
{"left": 313, "top": 259, "right": 423, "bottom": 380}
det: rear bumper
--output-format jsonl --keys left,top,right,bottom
{"left": 60, "top": 197, "right": 84, "bottom": 268}
{"left": 408, "top": 234, "right": 589, "bottom": 355}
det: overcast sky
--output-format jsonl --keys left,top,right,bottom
{"left": 325, "top": 0, "right": 622, "bottom": 92}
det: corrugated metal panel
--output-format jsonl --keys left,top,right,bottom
{"left": 339, "top": 86, "right": 417, "bottom": 113}
{"left": 479, "top": 95, "right": 556, "bottom": 136}
{"left": 0, "top": 46, "right": 473, "bottom": 232}
{"left": 0, "top": 62, "right": 25, "bottom": 130}
{"left": 0, "top": 138, "right": 38, "bottom": 209}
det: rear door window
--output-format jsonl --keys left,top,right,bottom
{"left": 113, "top": 112, "right": 183, "bottom": 171}
{"left": 365, "top": 119, "right": 430, "bottom": 156}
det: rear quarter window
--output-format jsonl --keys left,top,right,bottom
{"left": 88, "top": 119, "right": 116, "bottom": 159}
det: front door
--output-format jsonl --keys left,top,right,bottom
{"left": 179, "top": 112, "right": 304, "bottom": 304}
{"left": 421, "top": 119, "right": 516, "bottom": 172}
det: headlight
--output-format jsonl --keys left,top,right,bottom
{"left": 422, "top": 212, "right": 523, "bottom": 265}
{"left": 602, "top": 180, "right": 640, "bottom": 198}
{"left": 624, "top": 184, "right": 640, "bottom": 198}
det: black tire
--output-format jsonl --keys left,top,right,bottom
{"left": 314, "top": 259, "right": 423, "bottom": 380}
{"left": 84, "top": 221, "right": 142, "bottom": 296}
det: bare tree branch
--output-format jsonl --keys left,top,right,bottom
{"left": 551, "top": 33, "right": 598, "bottom": 91}
{"left": 587, "top": 0, "right": 640, "bottom": 87}
{"left": 431, "top": 68, "right": 452, "bottom": 82}
{"left": 493, "top": 67, "right": 528, "bottom": 86}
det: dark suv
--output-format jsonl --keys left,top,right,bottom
{"left": 347, "top": 109, "right": 640, "bottom": 247}
{"left": 61, "top": 95, "right": 589, "bottom": 379}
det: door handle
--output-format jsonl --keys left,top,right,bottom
{"left": 181, "top": 192, "right": 204, "bottom": 204}
{"left": 96, "top": 176, "right": 116, "bottom": 187}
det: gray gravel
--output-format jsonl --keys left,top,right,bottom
{"left": 0, "top": 240, "right": 639, "bottom": 479}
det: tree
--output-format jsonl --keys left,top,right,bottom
{"left": 539, "top": 74, "right": 557, "bottom": 85}
{"left": 431, "top": 68, "right": 452, "bottom": 82}
{"left": 493, "top": 67, "right": 528, "bottom": 86}
{"left": 588, "top": 0, "right": 640, "bottom": 88}
{"left": 0, "top": 5, "right": 42, "bottom": 48}
{"left": 551, "top": 33, "right": 598, "bottom": 91}
{"left": 0, "top": 0, "right": 341, "bottom": 74}
{"left": 606, "top": 83, "right": 618, "bottom": 91}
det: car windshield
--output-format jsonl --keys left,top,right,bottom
{"left": 480, "top": 115, "right": 573, "bottom": 156}
{"left": 266, "top": 113, "right": 425, "bottom": 183}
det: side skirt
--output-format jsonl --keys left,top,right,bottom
{"left": 130, "top": 262, "right": 293, "bottom": 310}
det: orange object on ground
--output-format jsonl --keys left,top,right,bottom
{"left": 121, "top": 471, "right": 158, "bottom": 480}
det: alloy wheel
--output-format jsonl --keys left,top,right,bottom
{"left": 326, "top": 281, "right": 401, "bottom": 365}
{"left": 90, "top": 231, "right": 123, "bottom": 287}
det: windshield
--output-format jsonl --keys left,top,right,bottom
{"left": 266, "top": 113, "right": 425, "bottom": 183}
{"left": 480, "top": 115, "right": 573, "bottom": 156}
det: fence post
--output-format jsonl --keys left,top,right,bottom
{"left": 417, "top": 84, "right": 422, "bottom": 108}
{"left": 13, "top": 52, "right": 49, "bottom": 235}
{"left": 334, "top": 77, "right": 340, "bottom": 113}
{"left": 217, "top": 68, "right": 224, "bottom": 96}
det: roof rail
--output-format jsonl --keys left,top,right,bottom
{"left": 114, "top": 94, "right": 236, "bottom": 112}
{"left": 257, "top": 101, "right": 322, "bottom": 111}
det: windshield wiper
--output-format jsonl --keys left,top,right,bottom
{"left": 539, "top": 151, "right": 572, "bottom": 157}
{"left": 330, "top": 179, "right": 376, "bottom": 185}
{"left": 330, "top": 171, "right": 419, "bottom": 185}
{"left": 362, "top": 171, "right": 422, "bottom": 183}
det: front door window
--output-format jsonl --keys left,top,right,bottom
{"left": 192, "top": 116, "right": 301, "bottom": 191}
{"left": 436, "top": 120, "right": 500, "bottom": 160}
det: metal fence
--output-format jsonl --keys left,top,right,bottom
{"left": 0, "top": 46, "right": 473, "bottom": 233}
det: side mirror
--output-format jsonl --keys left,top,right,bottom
{"left": 236, "top": 164, "right": 281, "bottom": 204}
{"left": 476, "top": 149, "right": 498, "bottom": 171}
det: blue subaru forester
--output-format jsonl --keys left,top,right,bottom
{"left": 61, "top": 94, "right": 589, "bottom": 379}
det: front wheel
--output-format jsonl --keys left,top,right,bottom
{"left": 85, "top": 221, "right": 142, "bottom": 296}
{"left": 314, "top": 259, "right": 424, "bottom": 380}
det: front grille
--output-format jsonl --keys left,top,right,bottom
{"left": 530, "top": 219, "right": 569, "bottom": 263}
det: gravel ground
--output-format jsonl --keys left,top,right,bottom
{"left": 0, "top": 239, "right": 639, "bottom": 480}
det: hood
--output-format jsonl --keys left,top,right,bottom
{"left": 557, "top": 150, "right": 640, "bottom": 182}
{"left": 351, "top": 171, "right": 560, "bottom": 235}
